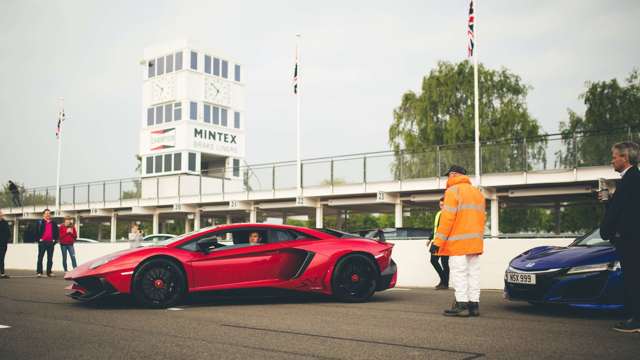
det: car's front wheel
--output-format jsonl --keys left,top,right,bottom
{"left": 132, "top": 259, "right": 186, "bottom": 309}
{"left": 331, "top": 254, "right": 378, "bottom": 302}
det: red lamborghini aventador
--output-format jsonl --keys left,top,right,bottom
{"left": 64, "top": 223, "right": 397, "bottom": 308}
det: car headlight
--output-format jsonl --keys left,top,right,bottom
{"left": 566, "top": 262, "right": 611, "bottom": 275}
{"left": 89, "top": 255, "right": 119, "bottom": 270}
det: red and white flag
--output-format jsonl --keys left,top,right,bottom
{"left": 467, "top": 1, "right": 475, "bottom": 57}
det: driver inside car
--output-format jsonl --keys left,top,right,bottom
{"left": 248, "top": 232, "right": 262, "bottom": 245}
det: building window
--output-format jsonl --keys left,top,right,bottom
{"left": 148, "top": 59, "right": 155, "bottom": 78}
{"left": 147, "top": 108, "right": 154, "bottom": 126}
{"left": 155, "top": 155, "right": 163, "bottom": 173}
{"left": 157, "top": 56, "right": 165, "bottom": 76}
{"left": 233, "top": 159, "right": 240, "bottom": 177}
{"left": 213, "top": 58, "right": 220, "bottom": 76}
{"left": 155, "top": 106, "right": 163, "bottom": 125}
{"left": 234, "top": 111, "right": 240, "bottom": 129}
{"left": 203, "top": 104, "right": 210, "bottom": 123}
{"left": 221, "top": 108, "right": 228, "bottom": 127}
{"left": 164, "top": 154, "right": 172, "bottom": 172}
{"left": 190, "top": 51, "right": 197, "bottom": 70}
{"left": 146, "top": 157, "right": 153, "bottom": 174}
{"left": 166, "top": 54, "right": 174, "bottom": 73}
{"left": 188, "top": 153, "right": 196, "bottom": 172}
{"left": 212, "top": 106, "right": 219, "bottom": 125}
{"left": 174, "top": 153, "right": 182, "bottom": 171}
{"left": 221, "top": 60, "right": 228, "bottom": 78}
{"left": 174, "top": 102, "right": 182, "bottom": 121}
{"left": 204, "top": 55, "right": 211, "bottom": 74}
{"left": 164, "top": 103, "right": 173, "bottom": 122}
{"left": 234, "top": 64, "right": 241, "bottom": 82}
{"left": 190, "top": 102, "right": 197, "bottom": 120}
{"left": 175, "top": 51, "right": 183, "bottom": 70}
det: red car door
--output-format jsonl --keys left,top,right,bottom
{"left": 189, "top": 241, "right": 287, "bottom": 290}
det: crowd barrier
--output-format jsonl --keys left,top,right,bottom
{"left": 4, "top": 237, "right": 573, "bottom": 289}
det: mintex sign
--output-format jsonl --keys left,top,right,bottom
{"left": 150, "top": 128, "right": 176, "bottom": 151}
{"left": 192, "top": 127, "right": 244, "bottom": 157}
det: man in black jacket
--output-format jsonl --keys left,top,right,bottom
{"left": 0, "top": 210, "right": 10, "bottom": 278}
{"left": 600, "top": 141, "right": 640, "bottom": 333}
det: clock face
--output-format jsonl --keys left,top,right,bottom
{"left": 150, "top": 75, "right": 176, "bottom": 104}
{"left": 205, "top": 78, "right": 231, "bottom": 107}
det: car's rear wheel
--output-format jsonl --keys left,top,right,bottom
{"left": 331, "top": 254, "right": 377, "bottom": 302}
{"left": 132, "top": 259, "right": 186, "bottom": 309}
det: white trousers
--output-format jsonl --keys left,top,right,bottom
{"left": 449, "top": 254, "right": 481, "bottom": 302}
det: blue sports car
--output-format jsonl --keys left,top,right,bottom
{"left": 504, "top": 229, "right": 624, "bottom": 310}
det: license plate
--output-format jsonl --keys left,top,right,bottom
{"left": 506, "top": 272, "right": 536, "bottom": 285}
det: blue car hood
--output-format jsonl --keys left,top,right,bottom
{"left": 510, "top": 245, "right": 617, "bottom": 271}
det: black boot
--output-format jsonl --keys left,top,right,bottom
{"left": 443, "top": 301, "right": 469, "bottom": 317}
{"left": 469, "top": 302, "right": 480, "bottom": 316}
{"left": 435, "top": 282, "right": 449, "bottom": 290}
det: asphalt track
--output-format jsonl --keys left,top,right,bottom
{"left": 0, "top": 270, "right": 638, "bottom": 359}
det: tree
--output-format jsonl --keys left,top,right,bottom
{"left": 558, "top": 69, "right": 640, "bottom": 167}
{"left": 389, "top": 60, "right": 545, "bottom": 178}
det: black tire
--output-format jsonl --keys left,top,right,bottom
{"left": 331, "top": 254, "right": 378, "bottom": 303}
{"left": 132, "top": 259, "right": 186, "bottom": 309}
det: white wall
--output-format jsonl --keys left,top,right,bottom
{"left": 4, "top": 238, "right": 573, "bottom": 289}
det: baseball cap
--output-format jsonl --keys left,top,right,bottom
{"left": 444, "top": 165, "right": 467, "bottom": 176}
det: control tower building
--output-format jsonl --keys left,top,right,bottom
{"left": 138, "top": 40, "right": 245, "bottom": 199}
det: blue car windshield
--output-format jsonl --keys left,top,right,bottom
{"left": 572, "top": 229, "right": 611, "bottom": 247}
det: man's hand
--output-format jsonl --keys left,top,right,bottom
{"left": 430, "top": 244, "right": 440, "bottom": 255}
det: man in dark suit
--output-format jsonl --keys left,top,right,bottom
{"left": 600, "top": 141, "right": 640, "bottom": 333}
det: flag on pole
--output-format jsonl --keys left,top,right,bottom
{"left": 293, "top": 54, "right": 299, "bottom": 94}
{"left": 56, "top": 109, "right": 65, "bottom": 139}
{"left": 467, "top": 0, "right": 475, "bottom": 57}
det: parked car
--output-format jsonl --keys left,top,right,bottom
{"left": 504, "top": 228, "right": 623, "bottom": 310}
{"left": 364, "top": 227, "right": 433, "bottom": 240}
{"left": 142, "top": 234, "right": 177, "bottom": 243}
{"left": 65, "top": 223, "right": 397, "bottom": 308}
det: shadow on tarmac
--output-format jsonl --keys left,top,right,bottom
{"left": 502, "top": 302, "right": 628, "bottom": 320}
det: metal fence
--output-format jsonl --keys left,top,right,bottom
{"left": 1, "top": 129, "right": 635, "bottom": 211}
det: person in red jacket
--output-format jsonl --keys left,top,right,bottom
{"left": 58, "top": 216, "right": 78, "bottom": 272}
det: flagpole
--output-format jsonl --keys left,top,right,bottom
{"left": 56, "top": 97, "right": 63, "bottom": 213}
{"left": 472, "top": 1, "right": 480, "bottom": 186}
{"left": 295, "top": 34, "right": 302, "bottom": 195}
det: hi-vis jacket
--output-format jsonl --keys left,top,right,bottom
{"left": 433, "top": 175, "right": 486, "bottom": 256}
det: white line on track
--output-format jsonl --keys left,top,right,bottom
{"left": 387, "top": 288, "right": 412, "bottom": 291}
{"left": 0, "top": 325, "right": 11, "bottom": 329}
{"left": 167, "top": 307, "right": 184, "bottom": 311}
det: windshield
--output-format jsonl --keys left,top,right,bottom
{"left": 571, "top": 229, "right": 611, "bottom": 247}
{"left": 317, "top": 228, "right": 359, "bottom": 238}
{"left": 153, "top": 228, "right": 213, "bottom": 246}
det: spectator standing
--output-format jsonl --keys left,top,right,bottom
{"left": 0, "top": 210, "right": 10, "bottom": 278}
{"left": 58, "top": 216, "right": 78, "bottom": 272}
{"left": 36, "top": 209, "right": 59, "bottom": 277}
{"left": 599, "top": 142, "right": 640, "bottom": 333}
{"left": 431, "top": 165, "right": 486, "bottom": 317}
{"left": 128, "top": 223, "right": 143, "bottom": 249}
{"left": 427, "top": 197, "right": 449, "bottom": 290}
{"left": 8, "top": 181, "right": 21, "bottom": 207}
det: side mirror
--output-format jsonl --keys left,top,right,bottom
{"left": 196, "top": 238, "right": 218, "bottom": 254}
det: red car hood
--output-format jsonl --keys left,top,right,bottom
{"left": 65, "top": 246, "right": 166, "bottom": 279}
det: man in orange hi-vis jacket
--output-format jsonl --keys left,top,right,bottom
{"left": 431, "top": 165, "right": 486, "bottom": 317}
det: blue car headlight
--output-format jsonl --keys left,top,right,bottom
{"left": 567, "top": 261, "right": 618, "bottom": 275}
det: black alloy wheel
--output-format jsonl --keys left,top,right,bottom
{"left": 132, "top": 259, "right": 186, "bottom": 309}
{"left": 332, "top": 254, "right": 378, "bottom": 302}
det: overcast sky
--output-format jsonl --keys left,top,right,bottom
{"left": 1, "top": 0, "right": 638, "bottom": 188}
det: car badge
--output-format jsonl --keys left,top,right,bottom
{"left": 525, "top": 262, "right": 536, "bottom": 268}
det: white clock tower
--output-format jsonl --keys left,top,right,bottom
{"left": 139, "top": 40, "right": 246, "bottom": 185}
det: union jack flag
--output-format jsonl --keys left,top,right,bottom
{"left": 56, "top": 109, "right": 65, "bottom": 139}
{"left": 467, "top": 1, "right": 475, "bottom": 57}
